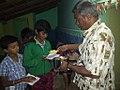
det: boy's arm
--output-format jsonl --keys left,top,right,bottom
{"left": 23, "top": 44, "right": 40, "bottom": 67}
{"left": 1, "top": 76, "right": 36, "bottom": 87}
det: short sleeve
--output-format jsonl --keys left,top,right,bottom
{"left": 0, "top": 62, "right": 8, "bottom": 76}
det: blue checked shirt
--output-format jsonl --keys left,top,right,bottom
{"left": 0, "top": 53, "right": 27, "bottom": 90}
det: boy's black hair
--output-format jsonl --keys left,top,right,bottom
{"left": 34, "top": 19, "right": 51, "bottom": 33}
{"left": 0, "top": 35, "right": 18, "bottom": 49}
{"left": 21, "top": 27, "right": 34, "bottom": 40}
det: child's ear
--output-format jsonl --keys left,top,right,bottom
{"left": 4, "top": 49, "right": 8, "bottom": 53}
{"left": 35, "top": 30, "right": 38, "bottom": 35}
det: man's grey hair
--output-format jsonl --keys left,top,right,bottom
{"left": 72, "top": 0, "right": 99, "bottom": 17}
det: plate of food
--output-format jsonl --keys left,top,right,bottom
{"left": 46, "top": 53, "right": 60, "bottom": 60}
{"left": 46, "top": 50, "right": 60, "bottom": 60}
{"left": 49, "top": 50, "right": 58, "bottom": 54}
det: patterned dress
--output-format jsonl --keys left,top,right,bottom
{"left": 73, "top": 19, "right": 115, "bottom": 90}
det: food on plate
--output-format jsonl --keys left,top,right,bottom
{"left": 49, "top": 50, "right": 58, "bottom": 54}
{"left": 59, "top": 56, "right": 68, "bottom": 60}
{"left": 54, "top": 56, "right": 67, "bottom": 60}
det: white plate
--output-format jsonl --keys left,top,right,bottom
{"left": 46, "top": 54, "right": 60, "bottom": 60}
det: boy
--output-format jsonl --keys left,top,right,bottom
{"left": 0, "top": 35, "right": 35, "bottom": 90}
{"left": 21, "top": 27, "right": 34, "bottom": 44}
{"left": 23, "top": 19, "right": 53, "bottom": 90}
{"left": 19, "top": 27, "right": 34, "bottom": 54}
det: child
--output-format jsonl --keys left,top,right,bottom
{"left": 23, "top": 19, "right": 53, "bottom": 90}
{"left": 55, "top": 42, "right": 79, "bottom": 90}
{"left": 19, "top": 27, "right": 34, "bottom": 54}
{"left": 21, "top": 27, "right": 34, "bottom": 44}
{"left": 0, "top": 35, "right": 35, "bottom": 90}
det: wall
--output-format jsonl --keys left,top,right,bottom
{"left": 0, "top": 20, "right": 15, "bottom": 36}
{"left": 58, "top": 0, "right": 79, "bottom": 29}
{"left": 105, "top": 6, "right": 120, "bottom": 90}
{"left": 0, "top": 23, "right": 4, "bottom": 38}
{"left": 35, "top": 7, "right": 58, "bottom": 30}
{"left": 0, "top": 23, "right": 4, "bottom": 56}
{"left": 0, "top": 13, "right": 34, "bottom": 39}
{"left": 57, "top": 0, "right": 83, "bottom": 44}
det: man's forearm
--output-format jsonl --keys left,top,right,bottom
{"left": 67, "top": 63, "right": 99, "bottom": 79}
{"left": 67, "top": 43, "right": 81, "bottom": 50}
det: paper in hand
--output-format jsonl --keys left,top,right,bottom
{"left": 26, "top": 73, "right": 40, "bottom": 86}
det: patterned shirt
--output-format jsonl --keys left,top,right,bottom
{"left": 73, "top": 19, "right": 115, "bottom": 90}
{"left": 0, "top": 54, "right": 27, "bottom": 90}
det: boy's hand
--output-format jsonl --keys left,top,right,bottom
{"left": 42, "top": 56, "right": 50, "bottom": 60}
{"left": 22, "top": 76, "right": 36, "bottom": 82}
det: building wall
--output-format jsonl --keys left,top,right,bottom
{"left": 35, "top": 7, "right": 58, "bottom": 30}
{"left": 106, "top": 6, "right": 120, "bottom": 90}
{"left": 57, "top": 0, "right": 83, "bottom": 44}
{"left": 0, "top": 23, "right": 4, "bottom": 38}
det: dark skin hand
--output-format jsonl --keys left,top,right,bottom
{"left": 57, "top": 43, "right": 81, "bottom": 52}
{"left": 42, "top": 56, "right": 51, "bottom": 61}
{"left": 1, "top": 76, "right": 36, "bottom": 87}
{"left": 21, "top": 76, "right": 36, "bottom": 82}
{"left": 60, "top": 60, "right": 99, "bottom": 79}
{"left": 58, "top": 43, "right": 99, "bottom": 79}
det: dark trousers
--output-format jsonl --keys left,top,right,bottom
{"left": 31, "top": 71, "right": 53, "bottom": 90}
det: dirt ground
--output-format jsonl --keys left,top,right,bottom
{"left": 53, "top": 74, "right": 79, "bottom": 90}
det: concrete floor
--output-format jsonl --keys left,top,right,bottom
{"left": 53, "top": 74, "right": 79, "bottom": 90}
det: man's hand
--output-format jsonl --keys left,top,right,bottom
{"left": 59, "top": 60, "right": 68, "bottom": 72}
{"left": 57, "top": 45, "right": 69, "bottom": 52}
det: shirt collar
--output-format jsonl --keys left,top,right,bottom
{"left": 34, "top": 36, "right": 45, "bottom": 46}
{"left": 6, "top": 53, "right": 22, "bottom": 63}
{"left": 83, "top": 19, "right": 101, "bottom": 37}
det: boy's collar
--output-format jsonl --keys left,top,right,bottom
{"left": 34, "top": 36, "right": 45, "bottom": 46}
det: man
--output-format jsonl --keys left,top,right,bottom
{"left": 58, "top": 1, "right": 115, "bottom": 90}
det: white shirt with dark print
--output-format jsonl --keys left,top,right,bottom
{"left": 73, "top": 19, "right": 115, "bottom": 90}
